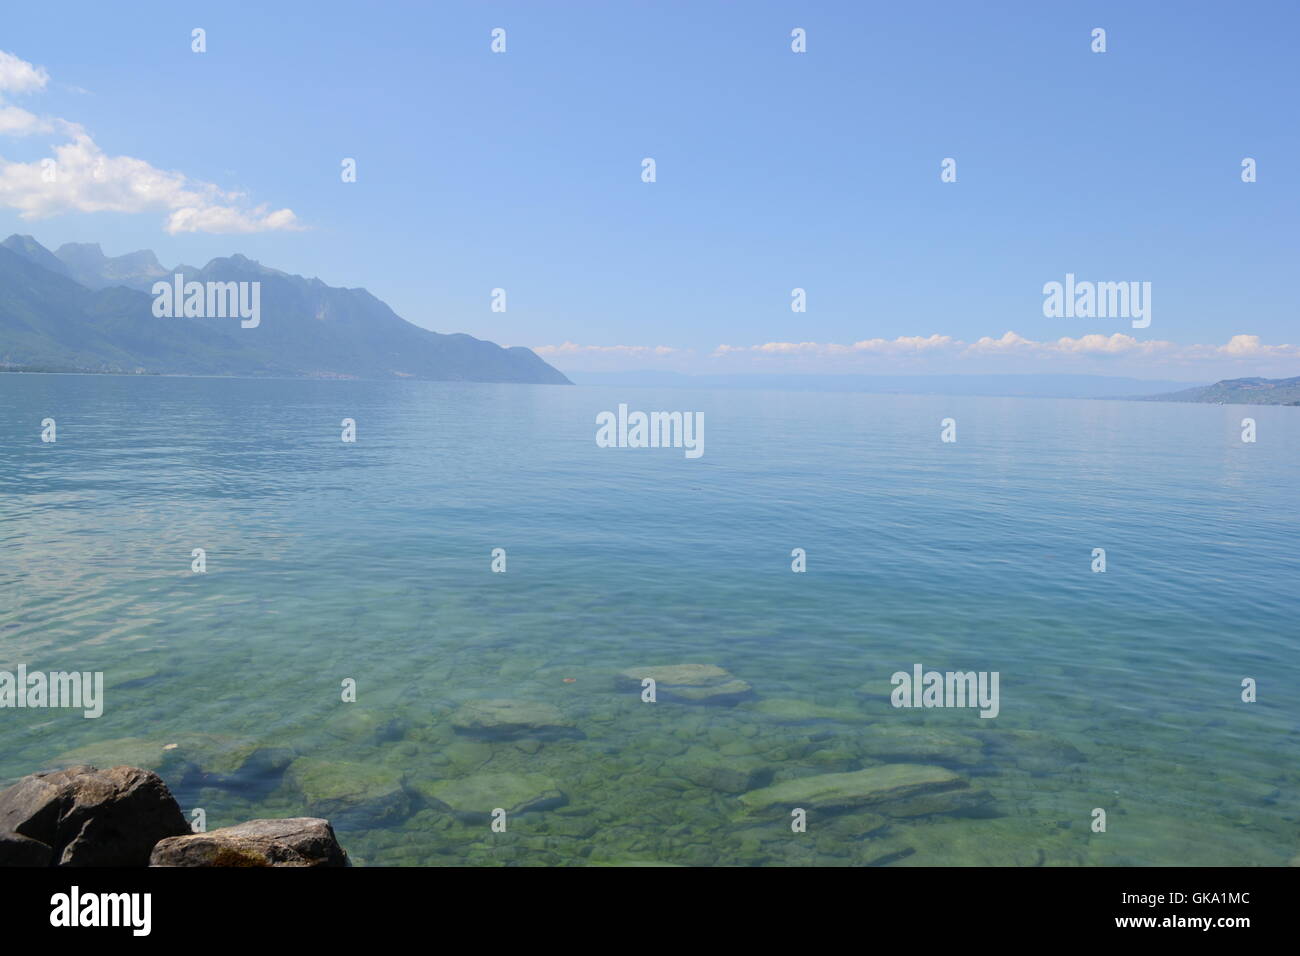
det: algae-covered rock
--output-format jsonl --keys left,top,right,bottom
{"left": 48, "top": 737, "right": 171, "bottom": 773}
{"left": 975, "top": 729, "right": 1085, "bottom": 775}
{"left": 884, "top": 817, "right": 1070, "bottom": 866}
{"left": 450, "top": 699, "right": 578, "bottom": 739}
{"left": 668, "top": 747, "right": 771, "bottom": 794}
{"left": 821, "top": 808, "right": 890, "bottom": 839}
{"left": 879, "top": 784, "right": 994, "bottom": 818}
{"left": 150, "top": 817, "right": 350, "bottom": 867}
{"left": 49, "top": 733, "right": 291, "bottom": 790}
{"left": 617, "top": 664, "right": 753, "bottom": 705}
{"left": 739, "top": 763, "right": 966, "bottom": 814}
{"left": 442, "top": 737, "right": 493, "bottom": 771}
{"left": 752, "top": 698, "right": 862, "bottom": 722}
{"left": 856, "top": 678, "right": 898, "bottom": 700}
{"left": 858, "top": 726, "right": 985, "bottom": 767}
{"left": 286, "top": 758, "right": 410, "bottom": 828}
{"left": 418, "top": 772, "right": 566, "bottom": 822}
{"left": 321, "top": 708, "right": 406, "bottom": 745}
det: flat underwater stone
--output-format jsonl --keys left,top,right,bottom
{"left": 450, "top": 699, "right": 579, "bottom": 739}
{"left": 751, "top": 698, "right": 862, "bottom": 722}
{"left": 739, "top": 763, "right": 967, "bottom": 814}
{"left": 286, "top": 758, "right": 411, "bottom": 829}
{"left": 857, "top": 726, "right": 985, "bottom": 766}
{"left": 617, "top": 664, "right": 754, "bottom": 704}
{"left": 418, "top": 772, "right": 567, "bottom": 822}
{"left": 49, "top": 733, "right": 292, "bottom": 788}
{"left": 974, "top": 729, "right": 1086, "bottom": 775}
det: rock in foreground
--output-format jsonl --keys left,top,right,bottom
{"left": 150, "top": 818, "right": 349, "bottom": 867}
{"left": 0, "top": 830, "right": 54, "bottom": 867}
{"left": 0, "top": 765, "right": 190, "bottom": 866}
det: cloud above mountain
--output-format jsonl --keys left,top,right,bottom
{"left": 0, "top": 50, "right": 300, "bottom": 234}
{"left": 535, "top": 332, "right": 1300, "bottom": 376}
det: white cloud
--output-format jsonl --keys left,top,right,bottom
{"left": 0, "top": 51, "right": 49, "bottom": 95}
{"left": 0, "top": 50, "right": 300, "bottom": 234}
{"left": 534, "top": 342, "right": 684, "bottom": 358}
{"left": 0, "top": 105, "right": 51, "bottom": 136}
{"left": 541, "top": 333, "right": 1299, "bottom": 375}
{"left": 710, "top": 332, "right": 1300, "bottom": 365}
{"left": 1212, "top": 334, "right": 1296, "bottom": 358}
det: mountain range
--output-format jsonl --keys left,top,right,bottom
{"left": 0, "top": 235, "right": 569, "bottom": 384}
{"left": 1143, "top": 376, "right": 1300, "bottom": 405}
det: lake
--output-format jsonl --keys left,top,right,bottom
{"left": 1, "top": 373, "right": 1296, "bottom": 865}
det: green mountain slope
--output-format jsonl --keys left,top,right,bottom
{"left": 0, "top": 237, "right": 568, "bottom": 384}
{"left": 1144, "top": 376, "right": 1300, "bottom": 405}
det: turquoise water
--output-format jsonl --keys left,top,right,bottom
{"left": 1, "top": 373, "right": 1297, "bottom": 866}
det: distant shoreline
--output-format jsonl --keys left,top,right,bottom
{"left": 4, "top": 366, "right": 1297, "bottom": 405}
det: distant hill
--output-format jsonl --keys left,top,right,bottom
{"left": 0, "top": 235, "right": 569, "bottom": 384}
{"left": 567, "top": 370, "right": 1203, "bottom": 399}
{"left": 1143, "top": 376, "right": 1300, "bottom": 406}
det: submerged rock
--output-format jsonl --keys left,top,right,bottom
{"left": 975, "top": 729, "right": 1085, "bottom": 775}
{"left": 856, "top": 679, "right": 897, "bottom": 700}
{"left": 286, "top": 758, "right": 410, "bottom": 829}
{"left": 882, "top": 784, "right": 993, "bottom": 817}
{"left": 49, "top": 737, "right": 175, "bottom": 774}
{"left": 50, "top": 734, "right": 292, "bottom": 791}
{"left": 857, "top": 726, "right": 985, "bottom": 767}
{"left": 0, "top": 765, "right": 189, "bottom": 866}
{"left": 150, "top": 818, "right": 349, "bottom": 867}
{"left": 618, "top": 664, "right": 754, "bottom": 704}
{"left": 752, "top": 698, "right": 861, "bottom": 722}
{"left": 450, "top": 699, "right": 579, "bottom": 739}
{"left": 668, "top": 746, "right": 772, "bottom": 794}
{"left": 419, "top": 772, "right": 567, "bottom": 822}
{"left": 739, "top": 763, "right": 970, "bottom": 815}
{"left": 321, "top": 708, "right": 406, "bottom": 746}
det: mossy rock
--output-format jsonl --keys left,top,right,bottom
{"left": 739, "top": 764, "right": 967, "bottom": 815}
{"left": 48, "top": 737, "right": 171, "bottom": 773}
{"left": 751, "top": 698, "right": 863, "bottom": 723}
{"left": 417, "top": 771, "right": 567, "bottom": 823}
{"left": 286, "top": 758, "right": 411, "bottom": 828}
{"left": 974, "top": 729, "right": 1086, "bottom": 775}
{"left": 450, "top": 699, "right": 579, "bottom": 740}
{"left": 617, "top": 664, "right": 754, "bottom": 705}
{"left": 321, "top": 707, "right": 406, "bottom": 745}
{"left": 858, "top": 726, "right": 985, "bottom": 767}
{"left": 668, "top": 747, "right": 772, "bottom": 794}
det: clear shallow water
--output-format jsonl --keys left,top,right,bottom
{"left": 1, "top": 373, "right": 1297, "bottom": 866}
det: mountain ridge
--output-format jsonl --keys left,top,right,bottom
{"left": 0, "top": 236, "right": 569, "bottom": 384}
{"left": 1142, "top": 376, "right": 1300, "bottom": 405}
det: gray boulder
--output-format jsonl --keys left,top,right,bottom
{"left": 0, "top": 830, "right": 53, "bottom": 867}
{"left": 150, "top": 818, "right": 349, "bottom": 867}
{"left": 0, "top": 765, "right": 190, "bottom": 866}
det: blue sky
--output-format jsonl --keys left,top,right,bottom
{"left": 0, "top": 1, "right": 1296, "bottom": 378}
